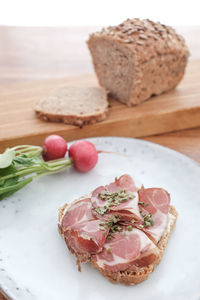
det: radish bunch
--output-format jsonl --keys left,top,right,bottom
{"left": 0, "top": 136, "right": 98, "bottom": 201}
{"left": 43, "top": 135, "right": 98, "bottom": 172}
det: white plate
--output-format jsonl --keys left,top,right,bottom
{"left": 0, "top": 137, "right": 200, "bottom": 300}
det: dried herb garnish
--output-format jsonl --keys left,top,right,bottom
{"left": 127, "top": 225, "right": 133, "bottom": 231}
{"left": 99, "top": 216, "right": 122, "bottom": 240}
{"left": 96, "top": 189, "right": 154, "bottom": 238}
{"left": 95, "top": 206, "right": 108, "bottom": 216}
{"left": 138, "top": 201, "right": 149, "bottom": 207}
{"left": 99, "top": 225, "right": 106, "bottom": 231}
{"left": 98, "top": 189, "right": 135, "bottom": 208}
{"left": 137, "top": 213, "right": 155, "bottom": 229}
{"left": 106, "top": 248, "right": 111, "bottom": 253}
{"left": 106, "top": 215, "right": 121, "bottom": 227}
{"left": 143, "top": 213, "right": 155, "bottom": 227}
{"left": 95, "top": 190, "right": 135, "bottom": 217}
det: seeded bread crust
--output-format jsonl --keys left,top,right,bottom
{"left": 87, "top": 18, "right": 189, "bottom": 106}
{"left": 91, "top": 206, "right": 178, "bottom": 285}
{"left": 35, "top": 86, "right": 109, "bottom": 127}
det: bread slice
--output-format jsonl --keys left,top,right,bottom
{"left": 35, "top": 86, "right": 109, "bottom": 127}
{"left": 91, "top": 206, "right": 178, "bottom": 285}
{"left": 58, "top": 201, "right": 178, "bottom": 285}
{"left": 87, "top": 18, "right": 189, "bottom": 106}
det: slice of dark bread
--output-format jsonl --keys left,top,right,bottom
{"left": 87, "top": 18, "right": 189, "bottom": 106}
{"left": 35, "top": 86, "right": 109, "bottom": 126}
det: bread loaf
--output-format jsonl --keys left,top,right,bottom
{"left": 87, "top": 18, "right": 189, "bottom": 106}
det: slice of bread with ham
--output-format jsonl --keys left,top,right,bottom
{"left": 58, "top": 174, "right": 177, "bottom": 285}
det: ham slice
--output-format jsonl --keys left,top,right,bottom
{"left": 138, "top": 188, "right": 170, "bottom": 243}
{"left": 92, "top": 227, "right": 159, "bottom": 272}
{"left": 64, "top": 219, "right": 109, "bottom": 255}
{"left": 61, "top": 198, "right": 109, "bottom": 261}
{"left": 61, "top": 198, "right": 94, "bottom": 229}
{"left": 91, "top": 174, "right": 141, "bottom": 222}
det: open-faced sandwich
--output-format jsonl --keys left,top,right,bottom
{"left": 58, "top": 174, "right": 177, "bottom": 285}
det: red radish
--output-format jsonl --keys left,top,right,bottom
{"left": 69, "top": 141, "right": 98, "bottom": 172}
{"left": 43, "top": 135, "right": 67, "bottom": 161}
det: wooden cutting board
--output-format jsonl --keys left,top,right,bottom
{"left": 0, "top": 60, "right": 200, "bottom": 152}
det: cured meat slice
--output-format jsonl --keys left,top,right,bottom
{"left": 138, "top": 188, "right": 170, "bottom": 243}
{"left": 61, "top": 198, "right": 94, "bottom": 229}
{"left": 64, "top": 219, "right": 109, "bottom": 255}
{"left": 91, "top": 174, "right": 141, "bottom": 221}
{"left": 60, "top": 197, "right": 109, "bottom": 263}
{"left": 92, "top": 227, "right": 159, "bottom": 272}
{"left": 109, "top": 174, "right": 137, "bottom": 192}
